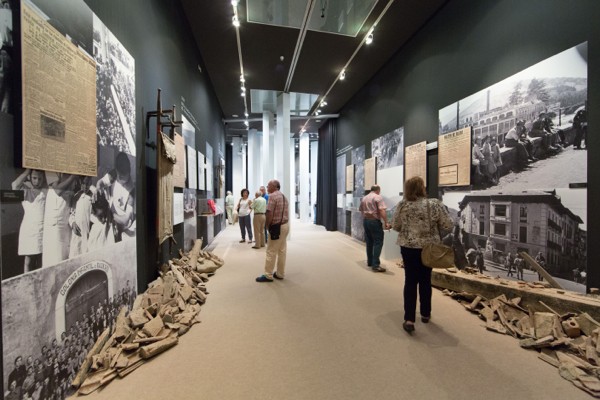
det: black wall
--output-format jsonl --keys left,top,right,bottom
{"left": 336, "top": 0, "right": 600, "bottom": 288}
{"left": 83, "top": 0, "right": 226, "bottom": 290}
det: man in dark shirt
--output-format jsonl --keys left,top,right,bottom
{"left": 7, "top": 356, "right": 26, "bottom": 395}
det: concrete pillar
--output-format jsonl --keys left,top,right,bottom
{"left": 290, "top": 140, "right": 296, "bottom": 219}
{"left": 247, "top": 128, "right": 261, "bottom": 194}
{"left": 262, "top": 111, "right": 274, "bottom": 186}
{"left": 299, "top": 133, "right": 310, "bottom": 222}
{"left": 276, "top": 92, "right": 291, "bottom": 206}
{"left": 232, "top": 136, "right": 246, "bottom": 203}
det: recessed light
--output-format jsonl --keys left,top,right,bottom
{"left": 232, "top": 114, "right": 238, "bottom": 117}
{"left": 316, "top": 119, "right": 321, "bottom": 122}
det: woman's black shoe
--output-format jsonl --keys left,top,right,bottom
{"left": 403, "top": 321, "right": 415, "bottom": 334}
{"left": 421, "top": 316, "right": 430, "bottom": 323}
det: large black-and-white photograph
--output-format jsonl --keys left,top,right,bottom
{"left": 2, "top": 241, "right": 137, "bottom": 400}
{"left": 336, "top": 154, "right": 345, "bottom": 196}
{"left": 439, "top": 42, "right": 587, "bottom": 192}
{"left": 372, "top": 126, "right": 404, "bottom": 210}
{"left": 183, "top": 188, "right": 197, "bottom": 252}
{"left": 0, "top": 0, "right": 13, "bottom": 115}
{"left": 2, "top": 8, "right": 137, "bottom": 400}
{"left": 351, "top": 146, "right": 365, "bottom": 241}
{"left": 94, "top": 13, "right": 136, "bottom": 155}
{"left": 442, "top": 188, "right": 587, "bottom": 293}
{"left": 28, "top": 0, "right": 94, "bottom": 55}
{"left": 371, "top": 127, "right": 404, "bottom": 170}
{"left": 182, "top": 115, "right": 195, "bottom": 148}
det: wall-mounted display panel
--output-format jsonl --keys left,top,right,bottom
{"left": 21, "top": 1, "right": 97, "bottom": 176}
{"left": 438, "top": 127, "right": 471, "bottom": 187}
{"left": 405, "top": 141, "right": 427, "bottom": 186}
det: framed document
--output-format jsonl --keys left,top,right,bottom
{"left": 405, "top": 141, "right": 427, "bottom": 186}
{"left": 438, "top": 127, "right": 471, "bottom": 187}
{"left": 364, "top": 157, "right": 377, "bottom": 190}
{"left": 345, "top": 164, "right": 354, "bottom": 192}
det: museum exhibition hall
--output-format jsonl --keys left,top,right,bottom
{"left": 1, "top": 0, "right": 600, "bottom": 399}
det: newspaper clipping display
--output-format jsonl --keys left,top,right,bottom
{"left": 438, "top": 127, "right": 471, "bottom": 186}
{"left": 364, "top": 156, "right": 376, "bottom": 190}
{"left": 173, "top": 133, "right": 186, "bottom": 188}
{"left": 21, "top": 2, "right": 97, "bottom": 176}
{"left": 405, "top": 141, "right": 427, "bottom": 186}
{"left": 345, "top": 164, "right": 354, "bottom": 192}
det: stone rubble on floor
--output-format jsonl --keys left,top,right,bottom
{"left": 71, "top": 239, "right": 224, "bottom": 396}
{"left": 444, "top": 288, "right": 600, "bottom": 397}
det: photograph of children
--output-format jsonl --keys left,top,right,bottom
{"left": 183, "top": 188, "right": 197, "bottom": 252}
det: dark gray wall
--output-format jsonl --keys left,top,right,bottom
{"left": 336, "top": 0, "right": 600, "bottom": 287}
{"left": 84, "top": 0, "right": 226, "bottom": 289}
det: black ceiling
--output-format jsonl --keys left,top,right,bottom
{"left": 180, "top": 0, "right": 448, "bottom": 138}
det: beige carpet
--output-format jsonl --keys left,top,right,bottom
{"left": 79, "top": 221, "right": 590, "bottom": 400}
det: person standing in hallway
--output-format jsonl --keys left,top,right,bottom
{"left": 256, "top": 179, "right": 289, "bottom": 282}
{"left": 392, "top": 176, "right": 453, "bottom": 334}
{"left": 359, "top": 184, "right": 390, "bottom": 272}
{"left": 225, "top": 190, "right": 234, "bottom": 224}
{"left": 260, "top": 185, "right": 269, "bottom": 242}
{"left": 251, "top": 190, "right": 266, "bottom": 248}
{"left": 236, "top": 188, "right": 253, "bottom": 243}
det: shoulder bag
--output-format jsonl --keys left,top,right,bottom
{"left": 268, "top": 195, "right": 286, "bottom": 240}
{"left": 421, "top": 199, "right": 455, "bottom": 269}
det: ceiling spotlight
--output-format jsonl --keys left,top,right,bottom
{"left": 320, "top": 100, "right": 328, "bottom": 107}
{"left": 339, "top": 69, "right": 346, "bottom": 80}
{"left": 240, "top": 74, "right": 245, "bottom": 83}
{"left": 244, "top": 112, "right": 249, "bottom": 117}
{"left": 366, "top": 28, "right": 374, "bottom": 45}
{"left": 231, "top": 0, "right": 239, "bottom": 6}
{"left": 241, "top": 91, "right": 245, "bottom": 97}
{"left": 241, "top": 85, "right": 246, "bottom": 92}
{"left": 232, "top": 15, "right": 240, "bottom": 27}
{"left": 244, "top": 120, "right": 249, "bottom": 126}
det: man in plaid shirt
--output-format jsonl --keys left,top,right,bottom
{"left": 256, "top": 179, "right": 289, "bottom": 282}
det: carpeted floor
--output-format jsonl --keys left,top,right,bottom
{"left": 78, "top": 220, "right": 590, "bottom": 400}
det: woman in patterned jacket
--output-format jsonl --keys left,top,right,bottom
{"left": 392, "top": 176, "right": 453, "bottom": 334}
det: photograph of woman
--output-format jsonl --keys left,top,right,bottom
{"left": 11, "top": 169, "right": 47, "bottom": 272}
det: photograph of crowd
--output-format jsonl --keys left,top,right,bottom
{"left": 371, "top": 127, "right": 404, "bottom": 171}
{"left": 351, "top": 145, "right": 365, "bottom": 241}
{"left": 4, "top": 286, "right": 136, "bottom": 400}
{"left": 93, "top": 13, "right": 136, "bottom": 156}
{"left": 439, "top": 42, "right": 587, "bottom": 192}
{"left": 0, "top": 0, "right": 13, "bottom": 115}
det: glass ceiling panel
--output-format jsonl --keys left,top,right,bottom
{"left": 250, "top": 90, "right": 319, "bottom": 116}
{"left": 246, "top": 0, "right": 377, "bottom": 36}
{"left": 307, "top": 0, "right": 378, "bottom": 37}
{"left": 246, "top": 0, "right": 308, "bottom": 28}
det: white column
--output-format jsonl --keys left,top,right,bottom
{"left": 310, "top": 140, "right": 318, "bottom": 223}
{"left": 262, "top": 111, "right": 274, "bottom": 185}
{"left": 232, "top": 136, "right": 246, "bottom": 203}
{"left": 290, "top": 140, "right": 296, "bottom": 219}
{"left": 276, "top": 92, "right": 292, "bottom": 226}
{"left": 247, "top": 128, "right": 260, "bottom": 194}
{"left": 299, "top": 133, "right": 310, "bottom": 222}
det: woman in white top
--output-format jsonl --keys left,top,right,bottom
{"left": 236, "top": 188, "right": 253, "bottom": 243}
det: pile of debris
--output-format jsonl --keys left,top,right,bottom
{"left": 444, "top": 289, "right": 600, "bottom": 397}
{"left": 71, "top": 239, "right": 224, "bottom": 396}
